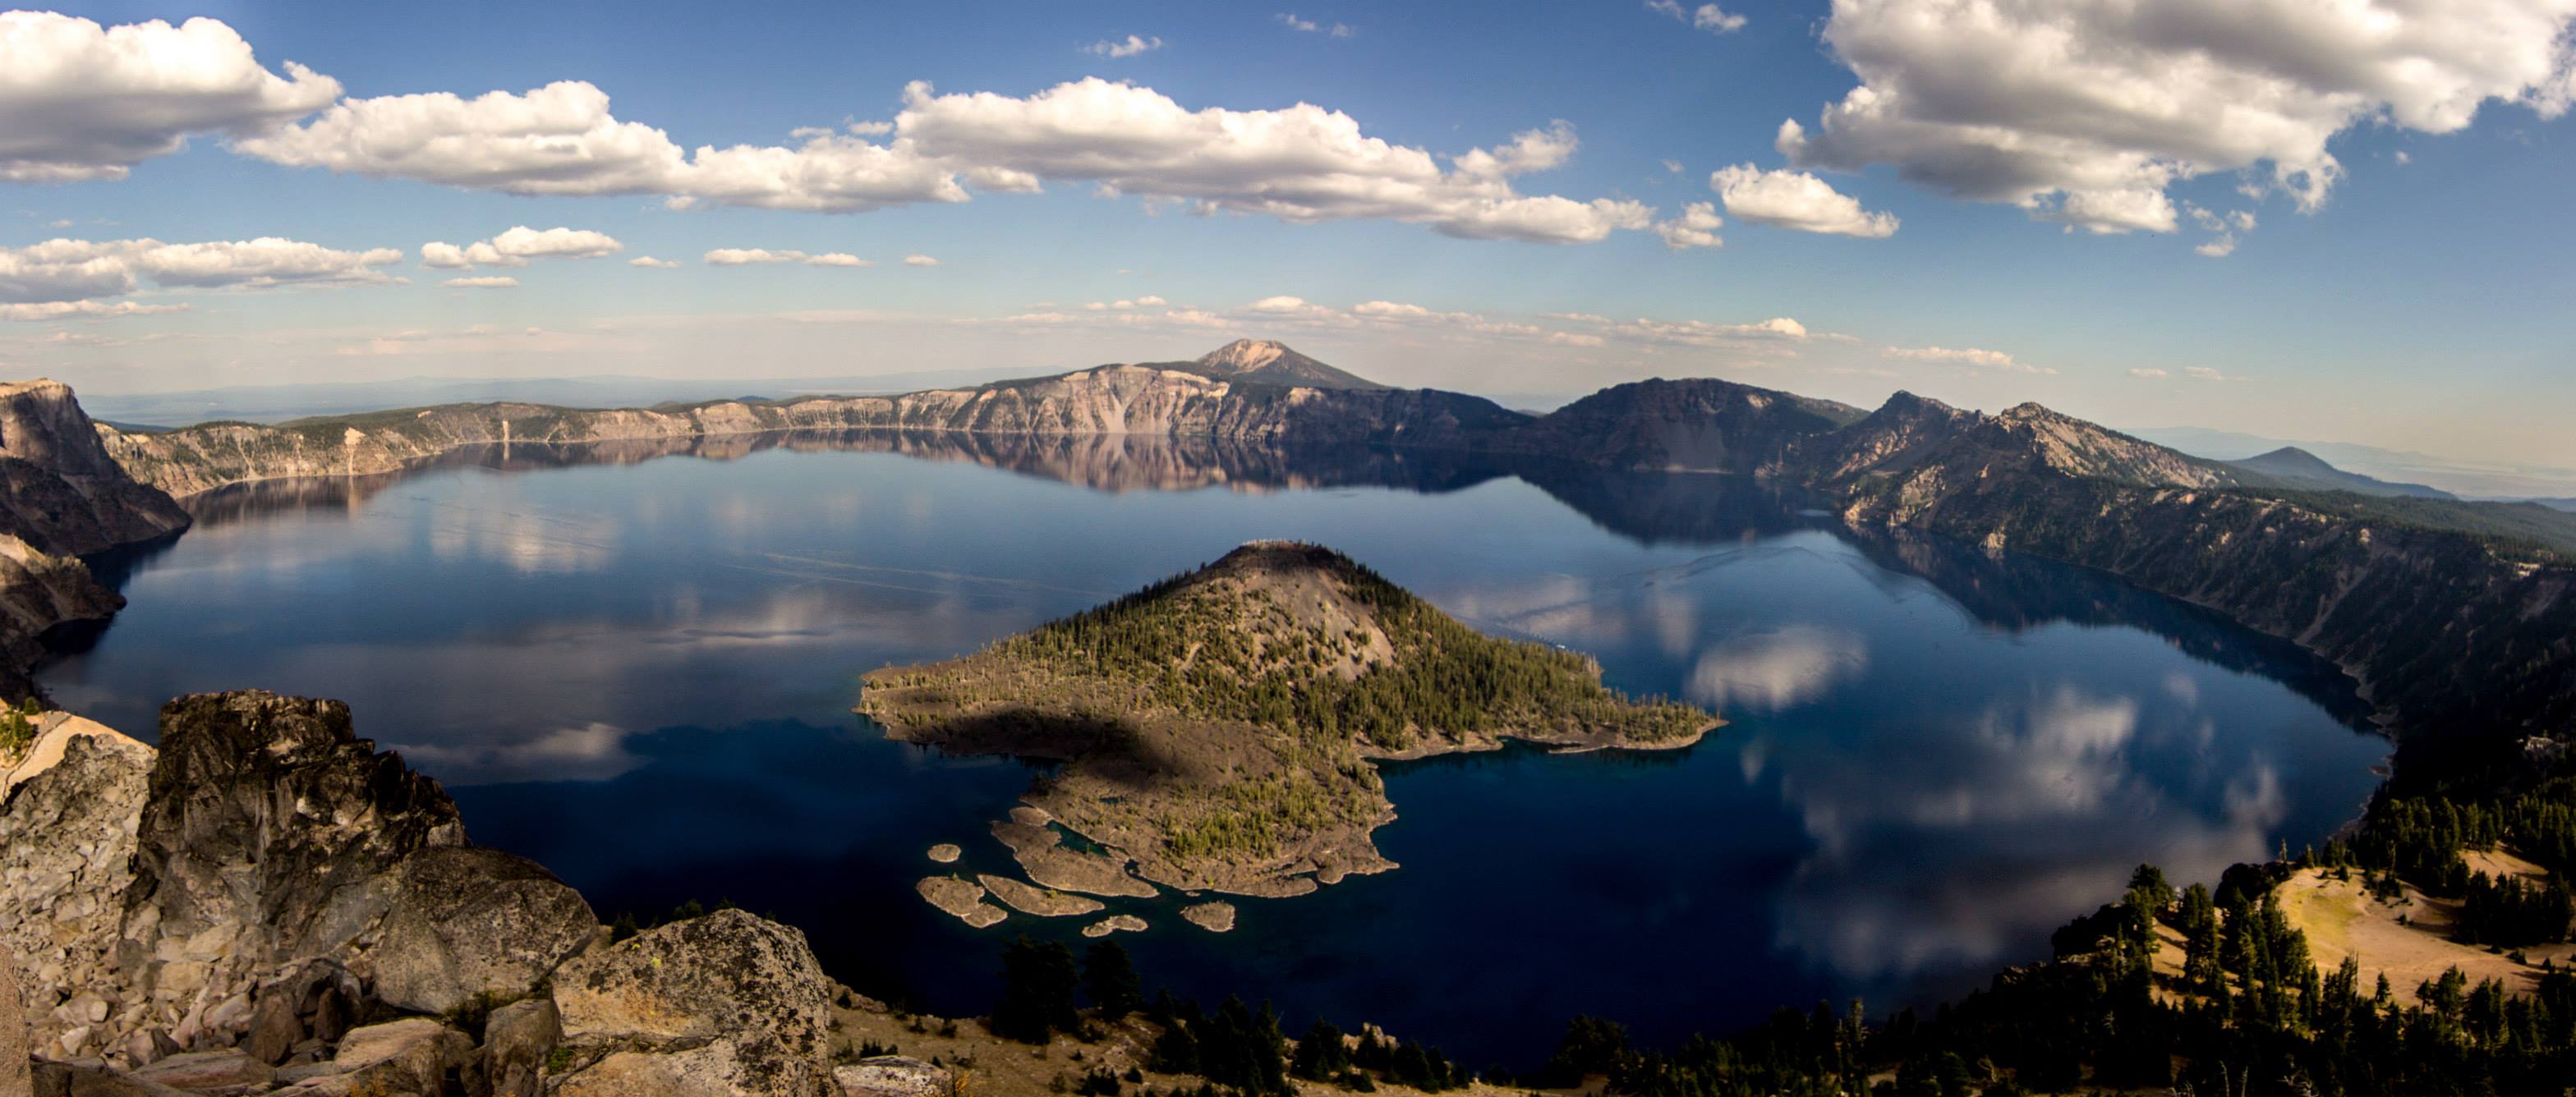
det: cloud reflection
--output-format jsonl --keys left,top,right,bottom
{"left": 1686, "top": 627, "right": 1868, "bottom": 711}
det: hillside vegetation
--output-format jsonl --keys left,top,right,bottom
{"left": 861, "top": 542, "right": 1712, "bottom": 896}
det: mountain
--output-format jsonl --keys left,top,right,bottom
{"left": 860, "top": 541, "right": 1712, "bottom": 896}
{"left": 1165, "top": 338, "right": 1388, "bottom": 389}
{"left": 2227, "top": 446, "right": 2455, "bottom": 498}
{"left": 1495, "top": 377, "right": 1866, "bottom": 472}
{"left": 102, "top": 342, "right": 1524, "bottom": 499}
{"left": 2129, "top": 425, "right": 2576, "bottom": 499}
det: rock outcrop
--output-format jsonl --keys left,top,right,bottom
{"left": 550, "top": 910, "right": 839, "bottom": 1096}
{"left": 2, "top": 690, "right": 863, "bottom": 1094}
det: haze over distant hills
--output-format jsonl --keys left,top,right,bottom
{"left": 2224, "top": 447, "right": 2454, "bottom": 499}
{"left": 2132, "top": 425, "right": 2576, "bottom": 500}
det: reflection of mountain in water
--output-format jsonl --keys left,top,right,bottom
{"left": 164, "top": 434, "right": 2370, "bottom": 728}
{"left": 177, "top": 430, "right": 1519, "bottom": 527}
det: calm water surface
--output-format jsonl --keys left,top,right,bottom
{"left": 41, "top": 437, "right": 2386, "bottom": 1067}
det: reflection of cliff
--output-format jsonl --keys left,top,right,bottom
{"left": 179, "top": 431, "right": 1520, "bottom": 527}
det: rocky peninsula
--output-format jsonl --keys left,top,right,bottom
{"left": 860, "top": 541, "right": 1715, "bottom": 897}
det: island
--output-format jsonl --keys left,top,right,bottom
{"left": 859, "top": 541, "right": 1717, "bottom": 897}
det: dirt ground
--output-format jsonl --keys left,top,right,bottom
{"left": 2275, "top": 856, "right": 2575, "bottom": 1005}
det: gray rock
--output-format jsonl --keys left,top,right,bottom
{"left": 274, "top": 1017, "right": 469, "bottom": 1095}
{"left": 129, "top": 1049, "right": 274, "bottom": 1091}
{"left": 29, "top": 1059, "right": 191, "bottom": 1095}
{"left": 243, "top": 989, "right": 301, "bottom": 1066}
{"left": 554, "top": 910, "right": 838, "bottom": 1097}
{"left": 837, "top": 1055, "right": 953, "bottom": 1097}
{"left": 367, "top": 847, "right": 595, "bottom": 1016}
{"left": 479, "top": 998, "right": 559, "bottom": 1097}
{"left": 3, "top": 945, "right": 30, "bottom": 1097}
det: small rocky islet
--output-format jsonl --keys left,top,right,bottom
{"left": 865, "top": 539, "right": 1718, "bottom": 902}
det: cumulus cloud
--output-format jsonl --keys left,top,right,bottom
{"left": 419, "top": 225, "right": 621, "bottom": 269}
{"left": 0, "top": 11, "right": 342, "bottom": 182}
{"left": 903, "top": 253, "right": 939, "bottom": 267}
{"left": 2128, "top": 367, "right": 2170, "bottom": 379}
{"left": 233, "top": 80, "right": 970, "bottom": 213}
{"left": 806, "top": 252, "right": 872, "bottom": 267}
{"left": 0, "top": 236, "right": 402, "bottom": 304}
{"left": 628, "top": 255, "right": 681, "bottom": 269}
{"left": 1654, "top": 201, "right": 1725, "bottom": 249}
{"left": 894, "top": 79, "right": 1652, "bottom": 243}
{"left": 1647, "top": 0, "right": 1747, "bottom": 34}
{"left": 1552, "top": 312, "right": 1815, "bottom": 348}
{"left": 1712, "top": 163, "right": 1898, "bottom": 237}
{"left": 1779, "top": 0, "right": 2576, "bottom": 235}
{"left": 1276, "top": 13, "right": 1353, "bottom": 36}
{"left": 1083, "top": 34, "right": 1164, "bottom": 58}
{"left": 1885, "top": 345, "right": 2054, "bottom": 374}
{"left": 441, "top": 275, "right": 518, "bottom": 288}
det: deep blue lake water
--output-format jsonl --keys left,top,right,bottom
{"left": 40, "top": 435, "right": 2388, "bottom": 1068}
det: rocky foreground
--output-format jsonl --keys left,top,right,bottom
{"left": 0, "top": 691, "right": 949, "bottom": 1096}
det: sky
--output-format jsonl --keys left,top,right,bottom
{"left": 2, "top": 1, "right": 2574, "bottom": 466}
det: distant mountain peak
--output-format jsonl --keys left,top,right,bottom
{"left": 1198, "top": 338, "right": 1290, "bottom": 371}
{"left": 2229, "top": 445, "right": 2455, "bottom": 499}
{"left": 1171, "top": 339, "right": 1387, "bottom": 390}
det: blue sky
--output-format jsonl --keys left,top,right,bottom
{"left": 4, "top": 1, "right": 2574, "bottom": 466}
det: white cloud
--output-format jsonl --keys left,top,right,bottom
{"left": 1647, "top": 0, "right": 1747, "bottom": 34}
{"left": 704, "top": 248, "right": 805, "bottom": 266}
{"left": 0, "top": 11, "right": 342, "bottom": 182}
{"left": 1083, "top": 34, "right": 1164, "bottom": 58}
{"left": 1885, "top": 345, "right": 2054, "bottom": 374}
{"left": 2128, "top": 367, "right": 2170, "bottom": 379}
{"left": 628, "top": 255, "right": 681, "bottom": 269}
{"left": 1276, "top": 13, "right": 1353, "bottom": 36}
{"left": 1552, "top": 312, "right": 1818, "bottom": 349}
{"left": 0, "top": 300, "right": 190, "bottom": 322}
{"left": 1780, "top": 0, "right": 2576, "bottom": 234}
{"left": 1135, "top": 295, "right": 1166, "bottom": 305}
{"left": 895, "top": 78, "right": 1652, "bottom": 244}
{"left": 903, "top": 254, "right": 939, "bottom": 267}
{"left": 419, "top": 225, "right": 622, "bottom": 269}
{"left": 2194, "top": 236, "right": 2238, "bottom": 258}
{"left": 1654, "top": 200, "right": 1724, "bottom": 249}
{"left": 806, "top": 252, "right": 872, "bottom": 267}
{"left": 234, "top": 80, "right": 970, "bottom": 213}
{"left": 1712, "top": 163, "right": 1898, "bottom": 237}
{"left": 442, "top": 276, "right": 518, "bottom": 288}
{"left": 2183, "top": 366, "right": 2229, "bottom": 381}
{"left": 0, "top": 236, "right": 402, "bottom": 304}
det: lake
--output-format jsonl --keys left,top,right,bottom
{"left": 39, "top": 433, "right": 2388, "bottom": 1068}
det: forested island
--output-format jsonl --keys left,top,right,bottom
{"left": 861, "top": 541, "right": 1714, "bottom": 897}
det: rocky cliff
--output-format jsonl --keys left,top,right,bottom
{"left": 102, "top": 345, "right": 1528, "bottom": 499}
{"left": 0, "top": 691, "right": 909, "bottom": 1095}
{"left": 0, "top": 380, "right": 192, "bottom": 701}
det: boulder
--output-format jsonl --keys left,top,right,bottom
{"left": 366, "top": 847, "right": 596, "bottom": 1016}
{"left": 269, "top": 1017, "right": 470, "bottom": 1095}
{"left": 836, "top": 1055, "right": 952, "bottom": 1097}
{"left": 128, "top": 1049, "right": 273, "bottom": 1092}
{"left": 28, "top": 1060, "right": 191, "bottom": 1096}
{"left": 478, "top": 998, "right": 559, "bottom": 1097}
{"left": 553, "top": 910, "right": 838, "bottom": 1096}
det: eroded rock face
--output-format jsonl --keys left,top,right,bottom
{"left": 553, "top": 909, "right": 839, "bottom": 1097}
{"left": 0, "top": 725, "right": 153, "bottom": 1063}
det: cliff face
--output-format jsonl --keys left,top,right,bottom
{"left": 1795, "top": 395, "right": 2574, "bottom": 767}
{"left": 104, "top": 364, "right": 1531, "bottom": 499}
{"left": 0, "top": 381, "right": 192, "bottom": 700}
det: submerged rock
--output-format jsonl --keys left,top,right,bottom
{"left": 925, "top": 842, "right": 962, "bottom": 864}
{"left": 988, "top": 816, "right": 1157, "bottom": 899}
{"left": 976, "top": 874, "right": 1106, "bottom": 918}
